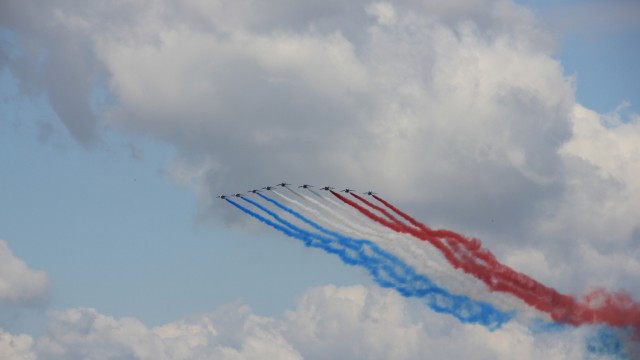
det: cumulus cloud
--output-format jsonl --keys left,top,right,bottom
{"left": 1, "top": 0, "right": 571, "bottom": 228}
{"left": 0, "top": 240, "right": 50, "bottom": 305}
{"left": 29, "top": 285, "right": 604, "bottom": 360}
{"left": 51, "top": 0, "right": 572, "bottom": 237}
{"left": 0, "top": 327, "right": 35, "bottom": 360}
{"left": 560, "top": 105, "right": 640, "bottom": 246}
{"left": 37, "top": 304, "right": 302, "bottom": 360}
{"left": 528, "top": 105, "right": 640, "bottom": 293}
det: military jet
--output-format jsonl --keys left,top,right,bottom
{"left": 298, "top": 184, "right": 313, "bottom": 189}
{"left": 363, "top": 191, "right": 377, "bottom": 196}
{"left": 216, "top": 195, "right": 229, "bottom": 199}
{"left": 340, "top": 189, "right": 355, "bottom": 193}
{"left": 277, "top": 182, "right": 291, "bottom": 187}
{"left": 320, "top": 186, "right": 334, "bottom": 191}
{"left": 248, "top": 189, "right": 262, "bottom": 194}
{"left": 262, "top": 186, "right": 276, "bottom": 191}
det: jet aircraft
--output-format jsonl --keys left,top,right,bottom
{"left": 298, "top": 184, "right": 313, "bottom": 188}
{"left": 277, "top": 183, "right": 290, "bottom": 187}
{"left": 363, "top": 191, "right": 377, "bottom": 195}
{"left": 341, "top": 189, "right": 355, "bottom": 193}
{"left": 216, "top": 195, "right": 229, "bottom": 199}
{"left": 320, "top": 186, "right": 334, "bottom": 191}
{"left": 248, "top": 189, "right": 261, "bottom": 194}
{"left": 262, "top": 186, "right": 276, "bottom": 190}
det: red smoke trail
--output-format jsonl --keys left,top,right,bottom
{"left": 334, "top": 192, "right": 556, "bottom": 316}
{"left": 332, "top": 191, "right": 640, "bottom": 328}
{"left": 349, "top": 193, "right": 407, "bottom": 228}
{"left": 372, "top": 194, "right": 484, "bottom": 254}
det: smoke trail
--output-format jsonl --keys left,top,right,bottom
{"left": 258, "top": 192, "right": 345, "bottom": 241}
{"left": 232, "top": 196, "right": 513, "bottom": 328}
{"left": 585, "top": 326, "right": 638, "bottom": 360}
{"left": 351, "top": 193, "right": 411, "bottom": 228}
{"left": 346, "top": 193, "right": 544, "bottom": 319}
{"left": 279, "top": 191, "right": 489, "bottom": 308}
{"left": 329, "top": 191, "right": 544, "bottom": 316}
{"left": 332, "top": 192, "right": 640, "bottom": 329}
{"left": 242, "top": 195, "right": 418, "bottom": 287}
{"left": 270, "top": 189, "right": 360, "bottom": 237}
{"left": 373, "top": 195, "right": 640, "bottom": 330}
{"left": 372, "top": 194, "right": 486, "bottom": 257}
{"left": 225, "top": 199, "right": 307, "bottom": 239}
{"left": 258, "top": 192, "right": 452, "bottom": 294}
{"left": 229, "top": 187, "right": 639, "bottom": 356}
{"left": 281, "top": 189, "right": 383, "bottom": 239}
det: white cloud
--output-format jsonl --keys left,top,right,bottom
{"left": 532, "top": 104, "right": 640, "bottom": 293}
{"left": 2, "top": 0, "right": 574, "bottom": 232}
{"left": 0, "top": 327, "right": 35, "bottom": 360}
{"left": 366, "top": 3, "right": 397, "bottom": 26}
{"left": 0, "top": 240, "right": 50, "bottom": 305}
{"left": 282, "top": 284, "right": 423, "bottom": 359}
{"left": 28, "top": 285, "right": 614, "bottom": 359}
{"left": 503, "top": 248, "right": 569, "bottom": 286}
{"left": 65, "top": 0, "right": 574, "bottom": 240}
{"left": 36, "top": 304, "right": 303, "bottom": 360}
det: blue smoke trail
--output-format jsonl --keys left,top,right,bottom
{"left": 585, "top": 326, "right": 633, "bottom": 360}
{"left": 229, "top": 197, "right": 513, "bottom": 329}
{"left": 256, "top": 192, "right": 451, "bottom": 290}
{"left": 243, "top": 195, "right": 411, "bottom": 286}
{"left": 258, "top": 192, "right": 346, "bottom": 240}
{"left": 225, "top": 199, "right": 304, "bottom": 239}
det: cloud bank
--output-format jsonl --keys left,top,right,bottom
{"left": 8, "top": 285, "right": 601, "bottom": 360}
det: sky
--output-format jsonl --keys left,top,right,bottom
{"left": 1, "top": 0, "right": 639, "bottom": 359}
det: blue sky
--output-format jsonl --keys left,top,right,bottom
{"left": 516, "top": 0, "right": 639, "bottom": 116}
{"left": 1, "top": 0, "right": 639, "bottom": 358}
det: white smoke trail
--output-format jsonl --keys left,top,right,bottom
{"left": 309, "top": 190, "right": 547, "bottom": 321}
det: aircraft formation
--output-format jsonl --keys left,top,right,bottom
{"left": 217, "top": 183, "right": 376, "bottom": 199}
{"left": 218, "top": 180, "right": 640, "bottom": 354}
